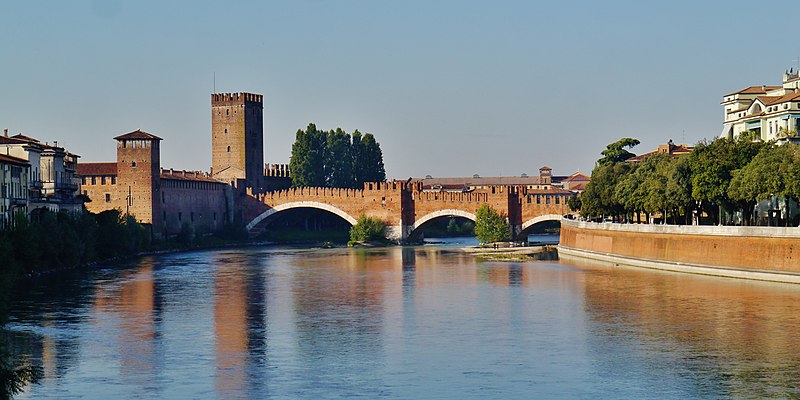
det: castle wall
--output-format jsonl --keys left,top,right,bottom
{"left": 80, "top": 175, "right": 122, "bottom": 215}
{"left": 160, "top": 177, "right": 229, "bottom": 237}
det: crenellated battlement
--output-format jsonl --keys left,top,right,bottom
{"left": 264, "top": 163, "right": 291, "bottom": 178}
{"left": 211, "top": 92, "right": 263, "bottom": 106}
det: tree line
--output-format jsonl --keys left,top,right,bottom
{"left": 289, "top": 123, "right": 386, "bottom": 188}
{"left": 577, "top": 135, "right": 800, "bottom": 226}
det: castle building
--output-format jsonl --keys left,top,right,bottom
{"left": 79, "top": 130, "right": 232, "bottom": 239}
{"left": 77, "top": 92, "right": 291, "bottom": 239}
{"left": 414, "top": 166, "right": 590, "bottom": 194}
{"left": 211, "top": 93, "right": 265, "bottom": 192}
{"left": 721, "top": 69, "right": 800, "bottom": 141}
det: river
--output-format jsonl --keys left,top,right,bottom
{"left": 4, "top": 239, "right": 800, "bottom": 399}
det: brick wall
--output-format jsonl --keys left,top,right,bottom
{"left": 561, "top": 220, "right": 800, "bottom": 273}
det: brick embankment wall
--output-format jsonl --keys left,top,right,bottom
{"left": 559, "top": 219, "right": 800, "bottom": 283}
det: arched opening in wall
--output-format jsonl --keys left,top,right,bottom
{"left": 252, "top": 207, "right": 353, "bottom": 243}
{"left": 518, "top": 219, "right": 561, "bottom": 245}
{"left": 408, "top": 215, "right": 477, "bottom": 245}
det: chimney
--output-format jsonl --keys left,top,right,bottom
{"left": 3, "top": 128, "right": 7, "bottom": 137}
{"left": 762, "top": 85, "right": 767, "bottom": 91}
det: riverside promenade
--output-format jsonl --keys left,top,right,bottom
{"left": 559, "top": 219, "right": 800, "bottom": 283}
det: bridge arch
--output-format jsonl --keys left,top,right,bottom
{"left": 246, "top": 201, "right": 358, "bottom": 232}
{"left": 518, "top": 214, "right": 564, "bottom": 237}
{"left": 408, "top": 209, "right": 477, "bottom": 242}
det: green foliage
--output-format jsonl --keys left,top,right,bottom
{"left": 349, "top": 214, "right": 387, "bottom": 243}
{"left": 729, "top": 143, "right": 800, "bottom": 202}
{"left": 290, "top": 124, "right": 385, "bottom": 188}
{"left": 567, "top": 194, "right": 581, "bottom": 211}
{"left": 688, "top": 138, "right": 766, "bottom": 223}
{"left": 581, "top": 161, "right": 634, "bottom": 219}
{"left": 474, "top": 204, "right": 510, "bottom": 244}
{"left": 598, "top": 137, "right": 640, "bottom": 165}
{"left": 0, "top": 353, "right": 43, "bottom": 399}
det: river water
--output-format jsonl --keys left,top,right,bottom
{"left": 5, "top": 238, "right": 800, "bottom": 399}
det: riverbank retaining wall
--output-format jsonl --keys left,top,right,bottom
{"left": 559, "top": 219, "right": 800, "bottom": 283}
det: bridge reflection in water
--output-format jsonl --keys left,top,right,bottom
{"left": 5, "top": 246, "right": 800, "bottom": 398}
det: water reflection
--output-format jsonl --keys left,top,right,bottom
{"left": 4, "top": 246, "right": 800, "bottom": 398}
{"left": 576, "top": 259, "right": 800, "bottom": 398}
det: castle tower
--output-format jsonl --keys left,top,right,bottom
{"left": 114, "top": 129, "right": 162, "bottom": 230}
{"left": 211, "top": 92, "right": 264, "bottom": 191}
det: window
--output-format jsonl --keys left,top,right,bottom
{"left": 227, "top": 146, "right": 231, "bottom": 152}
{"left": 226, "top": 109, "right": 229, "bottom": 116}
{"left": 105, "top": 193, "right": 111, "bottom": 203}
{"left": 91, "top": 176, "right": 96, "bottom": 185}
{"left": 224, "top": 128, "right": 227, "bottom": 134}
{"left": 101, "top": 176, "right": 106, "bottom": 185}
{"left": 132, "top": 161, "right": 137, "bottom": 168}
{"left": 111, "top": 176, "right": 116, "bottom": 184}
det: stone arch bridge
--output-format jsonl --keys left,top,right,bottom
{"left": 241, "top": 182, "right": 571, "bottom": 242}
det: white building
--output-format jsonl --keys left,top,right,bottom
{"left": 0, "top": 153, "right": 29, "bottom": 229}
{"left": 0, "top": 129, "right": 83, "bottom": 216}
{"left": 721, "top": 69, "right": 800, "bottom": 141}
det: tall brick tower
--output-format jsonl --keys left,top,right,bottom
{"left": 211, "top": 92, "right": 264, "bottom": 191}
{"left": 114, "top": 129, "right": 163, "bottom": 230}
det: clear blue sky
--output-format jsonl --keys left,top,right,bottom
{"left": 2, "top": 0, "right": 798, "bottom": 178}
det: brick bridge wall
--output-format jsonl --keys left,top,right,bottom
{"left": 241, "top": 182, "right": 572, "bottom": 241}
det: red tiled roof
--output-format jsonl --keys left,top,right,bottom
{"left": 0, "top": 136, "right": 32, "bottom": 145}
{"left": 0, "top": 154, "right": 30, "bottom": 167}
{"left": 757, "top": 92, "right": 800, "bottom": 106}
{"left": 114, "top": 129, "right": 162, "bottom": 141}
{"left": 724, "top": 86, "right": 782, "bottom": 96}
{"left": 77, "top": 162, "right": 118, "bottom": 176}
{"left": 160, "top": 171, "right": 221, "bottom": 184}
{"left": 526, "top": 188, "right": 572, "bottom": 195}
{"left": 563, "top": 172, "right": 590, "bottom": 182}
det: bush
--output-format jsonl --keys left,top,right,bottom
{"left": 474, "top": 204, "right": 510, "bottom": 244}
{"left": 349, "top": 215, "right": 386, "bottom": 243}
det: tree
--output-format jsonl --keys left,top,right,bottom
{"left": 728, "top": 143, "right": 800, "bottom": 225}
{"left": 599, "top": 138, "right": 641, "bottom": 165}
{"left": 688, "top": 138, "right": 765, "bottom": 224}
{"left": 289, "top": 124, "right": 326, "bottom": 187}
{"left": 325, "top": 128, "right": 353, "bottom": 188}
{"left": 349, "top": 214, "right": 387, "bottom": 243}
{"left": 290, "top": 125, "right": 385, "bottom": 188}
{"left": 474, "top": 204, "right": 510, "bottom": 243}
{"left": 358, "top": 133, "right": 386, "bottom": 184}
{"left": 582, "top": 161, "right": 634, "bottom": 220}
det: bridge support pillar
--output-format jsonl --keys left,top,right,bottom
{"left": 385, "top": 224, "right": 413, "bottom": 243}
{"left": 511, "top": 224, "right": 523, "bottom": 242}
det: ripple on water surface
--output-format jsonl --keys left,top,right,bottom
{"left": 5, "top": 245, "right": 800, "bottom": 399}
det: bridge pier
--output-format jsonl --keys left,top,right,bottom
{"left": 511, "top": 224, "right": 523, "bottom": 242}
{"left": 385, "top": 224, "right": 413, "bottom": 243}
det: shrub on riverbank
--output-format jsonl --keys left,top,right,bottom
{"left": 474, "top": 204, "right": 510, "bottom": 244}
{"left": 349, "top": 215, "right": 387, "bottom": 244}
